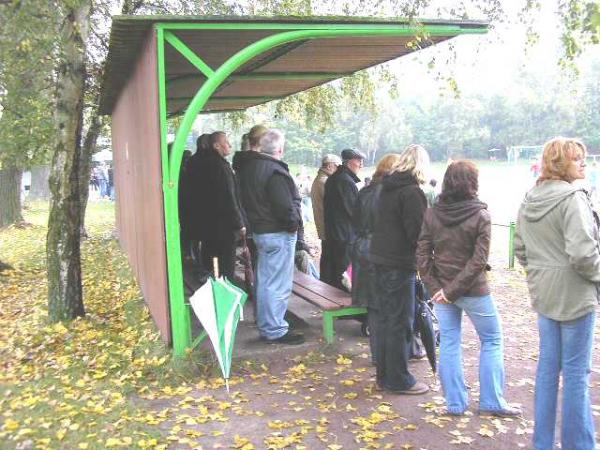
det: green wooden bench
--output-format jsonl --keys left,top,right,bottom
{"left": 292, "top": 270, "right": 366, "bottom": 344}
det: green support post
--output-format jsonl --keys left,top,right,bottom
{"left": 323, "top": 307, "right": 367, "bottom": 344}
{"left": 157, "top": 27, "right": 193, "bottom": 357}
{"left": 156, "top": 21, "right": 488, "bottom": 357}
{"left": 508, "top": 221, "right": 516, "bottom": 269}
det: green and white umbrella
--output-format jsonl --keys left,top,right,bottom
{"left": 189, "top": 276, "right": 247, "bottom": 391}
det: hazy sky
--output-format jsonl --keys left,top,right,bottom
{"left": 384, "top": 0, "right": 599, "bottom": 99}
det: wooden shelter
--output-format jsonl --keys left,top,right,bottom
{"left": 98, "top": 15, "right": 488, "bottom": 356}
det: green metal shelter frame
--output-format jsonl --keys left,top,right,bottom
{"left": 101, "top": 16, "right": 488, "bottom": 357}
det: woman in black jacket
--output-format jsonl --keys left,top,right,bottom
{"left": 352, "top": 154, "right": 402, "bottom": 363}
{"left": 369, "top": 145, "right": 430, "bottom": 395}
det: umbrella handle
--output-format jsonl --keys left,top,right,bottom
{"left": 213, "top": 257, "right": 220, "bottom": 279}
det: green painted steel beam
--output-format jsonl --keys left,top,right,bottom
{"left": 159, "top": 22, "right": 488, "bottom": 358}
{"left": 158, "top": 28, "right": 192, "bottom": 357}
{"left": 164, "top": 30, "right": 215, "bottom": 78}
{"left": 156, "top": 22, "right": 488, "bottom": 34}
{"left": 509, "top": 221, "right": 516, "bottom": 269}
{"left": 166, "top": 26, "right": 473, "bottom": 182}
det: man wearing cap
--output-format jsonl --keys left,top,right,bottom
{"left": 311, "top": 154, "right": 342, "bottom": 280}
{"left": 322, "top": 149, "right": 366, "bottom": 290}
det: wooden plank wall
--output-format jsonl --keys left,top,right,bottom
{"left": 111, "top": 30, "right": 171, "bottom": 343}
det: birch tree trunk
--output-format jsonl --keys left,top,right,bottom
{"left": 47, "top": 1, "right": 90, "bottom": 322}
{"left": 0, "top": 163, "right": 23, "bottom": 227}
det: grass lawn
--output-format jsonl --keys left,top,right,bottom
{"left": 0, "top": 201, "right": 227, "bottom": 450}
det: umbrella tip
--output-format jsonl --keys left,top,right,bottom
{"left": 225, "top": 378, "right": 230, "bottom": 393}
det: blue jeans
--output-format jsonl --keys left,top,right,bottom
{"left": 534, "top": 312, "right": 596, "bottom": 450}
{"left": 372, "top": 266, "right": 416, "bottom": 391}
{"left": 99, "top": 179, "right": 108, "bottom": 198}
{"left": 253, "top": 232, "right": 297, "bottom": 340}
{"left": 434, "top": 295, "right": 509, "bottom": 414}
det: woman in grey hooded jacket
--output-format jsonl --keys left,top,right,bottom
{"left": 515, "top": 137, "right": 600, "bottom": 450}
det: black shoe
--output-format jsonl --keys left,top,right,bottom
{"left": 265, "top": 331, "right": 305, "bottom": 345}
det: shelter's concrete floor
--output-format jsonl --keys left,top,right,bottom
{"left": 193, "top": 293, "right": 370, "bottom": 362}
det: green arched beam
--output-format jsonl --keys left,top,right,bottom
{"left": 156, "top": 22, "right": 487, "bottom": 357}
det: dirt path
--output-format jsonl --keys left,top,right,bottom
{"left": 145, "top": 243, "right": 600, "bottom": 449}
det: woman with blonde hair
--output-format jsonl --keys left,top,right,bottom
{"left": 232, "top": 124, "right": 268, "bottom": 172}
{"left": 352, "top": 154, "right": 402, "bottom": 363}
{"left": 368, "top": 144, "right": 431, "bottom": 394}
{"left": 515, "top": 137, "right": 599, "bottom": 449}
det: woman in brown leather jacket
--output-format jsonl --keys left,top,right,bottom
{"left": 416, "top": 160, "right": 520, "bottom": 417}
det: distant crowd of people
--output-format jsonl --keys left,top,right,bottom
{"left": 90, "top": 161, "right": 114, "bottom": 200}
{"left": 178, "top": 130, "right": 599, "bottom": 449}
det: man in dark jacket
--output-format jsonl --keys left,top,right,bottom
{"left": 237, "top": 129, "right": 305, "bottom": 345}
{"left": 322, "top": 148, "right": 366, "bottom": 290}
{"left": 190, "top": 131, "right": 245, "bottom": 279}
{"left": 180, "top": 133, "right": 212, "bottom": 262}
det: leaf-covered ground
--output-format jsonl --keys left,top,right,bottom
{"left": 2, "top": 202, "right": 600, "bottom": 449}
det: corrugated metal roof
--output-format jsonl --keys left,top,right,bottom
{"left": 99, "top": 15, "right": 488, "bottom": 115}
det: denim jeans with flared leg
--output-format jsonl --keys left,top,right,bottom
{"left": 534, "top": 312, "right": 596, "bottom": 450}
{"left": 434, "top": 295, "right": 510, "bottom": 414}
{"left": 253, "top": 231, "right": 297, "bottom": 340}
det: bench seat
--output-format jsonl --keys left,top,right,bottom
{"left": 292, "top": 270, "right": 366, "bottom": 343}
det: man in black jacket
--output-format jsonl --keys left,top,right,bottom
{"left": 237, "top": 129, "right": 305, "bottom": 345}
{"left": 322, "top": 148, "right": 366, "bottom": 290}
{"left": 180, "top": 133, "right": 212, "bottom": 262}
{"left": 190, "top": 131, "right": 245, "bottom": 279}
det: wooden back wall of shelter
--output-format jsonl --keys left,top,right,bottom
{"left": 111, "top": 30, "right": 171, "bottom": 343}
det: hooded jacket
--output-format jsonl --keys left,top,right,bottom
{"left": 515, "top": 180, "right": 600, "bottom": 321}
{"left": 416, "top": 198, "right": 490, "bottom": 302}
{"left": 369, "top": 171, "right": 427, "bottom": 270}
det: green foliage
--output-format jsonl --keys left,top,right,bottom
{"left": 575, "top": 59, "right": 600, "bottom": 150}
{"left": 238, "top": 55, "right": 600, "bottom": 165}
{"left": 1, "top": 0, "right": 598, "bottom": 171}
{"left": 0, "top": 1, "right": 58, "bottom": 169}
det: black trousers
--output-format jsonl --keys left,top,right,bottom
{"left": 201, "top": 236, "right": 236, "bottom": 280}
{"left": 320, "top": 239, "right": 351, "bottom": 291}
{"left": 372, "top": 265, "right": 417, "bottom": 391}
{"left": 319, "top": 239, "right": 332, "bottom": 285}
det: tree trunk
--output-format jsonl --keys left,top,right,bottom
{"left": 0, "top": 163, "right": 23, "bottom": 227}
{"left": 79, "top": 112, "right": 101, "bottom": 237}
{"left": 47, "top": 1, "right": 90, "bottom": 323}
{"left": 29, "top": 165, "right": 51, "bottom": 201}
